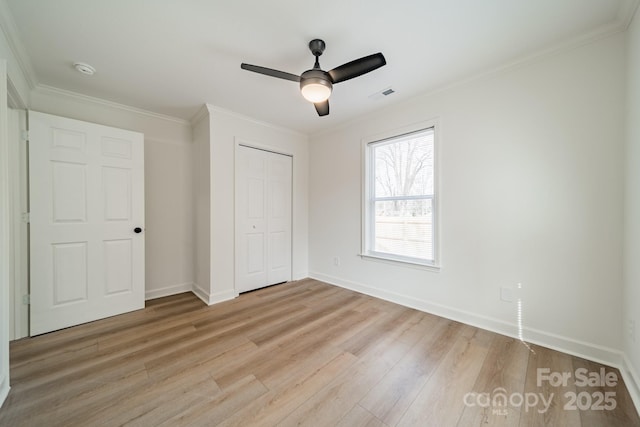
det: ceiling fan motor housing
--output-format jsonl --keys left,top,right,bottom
{"left": 300, "top": 69, "right": 333, "bottom": 90}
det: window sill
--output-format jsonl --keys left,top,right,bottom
{"left": 359, "top": 253, "right": 441, "bottom": 272}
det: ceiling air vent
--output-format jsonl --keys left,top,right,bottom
{"left": 369, "top": 87, "right": 395, "bottom": 100}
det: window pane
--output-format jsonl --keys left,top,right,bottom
{"left": 373, "top": 130, "right": 434, "bottom": 198}
{"left": 374, "top": 198, "right": 433, "bottom": 260}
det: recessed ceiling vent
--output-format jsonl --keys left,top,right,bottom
{"left": 369, "top": 87, "right": 395, "bottom": 100}
{"left": 74, "top": 62, "right": 96, "bottom": 76}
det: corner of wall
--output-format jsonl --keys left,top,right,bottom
{"left": 191, "top": 282, "right": 237, "bottom": 306}
{"left": 623, "top": 3, "right": 640, "bottom": 417}
{"left": 621, "top": 354, "right": 640, "bottom": 415}
{"left": 190, "top": 104, "right": 210, "bottom": 126}
{"left": 191, "top": 282, "right": 211, "bottom": 305}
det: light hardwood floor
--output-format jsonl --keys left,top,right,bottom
{"left": 1, "top": 279, "right": 638, "bottom": 426}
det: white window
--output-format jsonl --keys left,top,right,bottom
{"left": 363, "top": 126, "right": 437, "bottom": 267}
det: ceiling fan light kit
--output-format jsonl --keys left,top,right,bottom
{"left": 241, "top": 39, "right": 386, "bottom": 117}
{"left": 300, "top": 72, "right": 332, "bottom": 103}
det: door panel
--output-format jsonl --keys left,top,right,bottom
{"left": 103, "top": 167, "right": 131, "bottom": 221}
{"left": 104, "top": 239, "right": 133, "bottom": 295}
{"left": 29, "top": 111, "right": 145, "bottom": 335}
{"left": 269, "top": 232, "right": 287, "bottom": 269}
{"left": 247, "top": 233, "right": 265, "bottom": 274}
{"left": 52, "top": 242, "right": 88, "bottom": 305}
{"left": 266, "top": 153, "right": 292, "bottom": 285}
{"left": 52, "top": 162, "right": 87, "bottom": 222}
{"left": 101, "top": 136, "right": 133, "bottom": 159}
{"left": 236, "top": 145, "right": 292, "bottom": 293}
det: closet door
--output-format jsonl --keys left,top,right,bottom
{"left": 236, "top": 145, "right": 292, "bottom": 293}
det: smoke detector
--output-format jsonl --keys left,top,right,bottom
{"left": 73, "top": 62, "right": 96, "bottom": 76}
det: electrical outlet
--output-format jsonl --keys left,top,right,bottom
{"left": 500, "top": 287, "right": 514, "bottom": 303}
{"left": 333, "top": 256, "right": 341, "bottom": 266}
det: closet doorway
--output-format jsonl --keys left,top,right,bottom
{"left": 235, "top": 144, "right": 292, "bottom": 293}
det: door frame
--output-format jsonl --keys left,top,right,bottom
{"left": 1, "top": 58, "right": 10, "bottom": 408}
{"left": 2, "top": 61, "right": 30, "bottom": 407}
{"left": 234, "top": 138, "right": 294, "bottom": 294}
{"left": 8, "top": 107, "right": 28, "bottom": 340}
{"left": 6, "top": 76, "right": 28, "bottom": 341}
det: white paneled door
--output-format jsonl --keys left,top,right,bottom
{"left": 29, "top": 111, "right": 145, "bottom": 335}
{"left": 236, "top": 145, "right": 292, "bottom": 293}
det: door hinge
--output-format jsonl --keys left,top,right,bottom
{"left": 21, "top": 212, "right": 30, "bottom": 223}
{"left": 22, "top": 294, "right": 30, "bottom": 305}
{"left": 21, "top": 130, "right": 29, "bottom": 143}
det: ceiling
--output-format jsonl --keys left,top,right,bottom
{"left": 2, "top": 0, "right": 637, "bottom": 135}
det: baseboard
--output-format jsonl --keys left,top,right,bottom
{"left": 191, "top": 283, "right": 238, "bottom": 306}
{"left": 292, "top": 271, "right": 309, "bottom": 281}
{"left": 621, "top": 354, "right": 640, "bottom": 415}
{"left": 0, "top": 379, "right": 9, "bottom": 410}
{"left": 191, "top": 282, "right": 211, "bottom": 305}
{"left": 209, "top": 289, "right": 239, "bottom": 305}
{"left": 309, "top": 271, "right": 623, "bottom": 368}
{"left": 145, "top": 282, "right": 194, "bottom": 301}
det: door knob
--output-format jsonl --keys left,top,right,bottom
{"left": 134, "top": 227, "right": 142, "bottom": 233}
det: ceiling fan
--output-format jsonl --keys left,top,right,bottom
{"left": 241, "top": 39, "right": 386, "bottom": 117}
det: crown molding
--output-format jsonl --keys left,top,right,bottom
{"left": 618, "top": 0, "right": 640, "bottom": 29}
{"left": 7, "top": 77, "right": 26, "bottom": 109}
{"left": 0, "top": 0, "right": 37, "bottom": 89}
{"left": 203, "top": 103, "right": 307, "bottom": 139}
{"left": 311, "top": 19, "right": 629, "bottom": 140}
{"left": 34, "top": 84, "right": 190, "bottom": 126}
{"left": 190, "top": 104, "right": 210, "bottom": 126}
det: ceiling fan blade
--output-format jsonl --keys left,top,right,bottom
{"left": 328, "top": 53, "right": 386, "bottom": 84}
{"left": 314, "top": 100, "right": 329, "bottom": 116}
{"left": 240, "top": 63, "right": 300, "bottom": 82}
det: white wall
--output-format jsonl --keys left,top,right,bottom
{"left": 143, "top": 135, "right": 194, "bottom": 298}
{"left": 30, "top": 86, "right": 195, "bottom": 300}
{"left": 194, "top": 105, "right": 309, "bottom": 303}
{"left": 624, "top": 7, "right": 640, "bottom": 408}
{"left": 309, "top": 33, "right": 626, "bottom": 364}
{"left": 192, "top": 108, "right": 211, "bottom": 302}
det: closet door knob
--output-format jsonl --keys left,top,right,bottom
{"left": 134, "top": 227, "right": 142, "bottom": 233}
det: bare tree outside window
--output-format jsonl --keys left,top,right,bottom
{"left": 368, "top": 128, "right": 435, "bottom": 262}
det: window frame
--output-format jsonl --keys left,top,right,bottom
{"left": 361, "top": 120, "right": 440, "bottom": 270}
